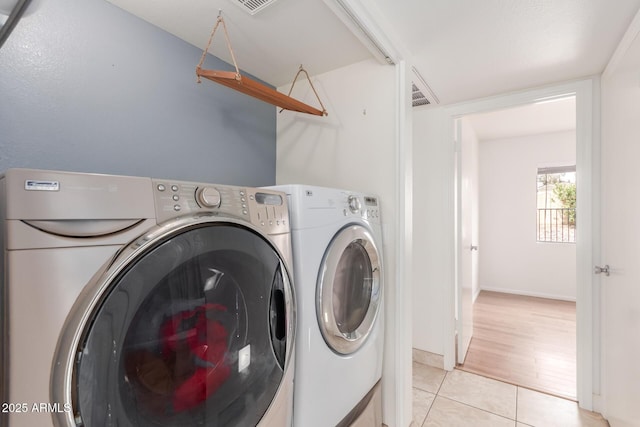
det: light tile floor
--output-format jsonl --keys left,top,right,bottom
{"left": 413, "top": 362, "right": 609, "bottom": 427}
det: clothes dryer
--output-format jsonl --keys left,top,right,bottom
{"left": 271, "top": 185, "right": 384, "bottom": 427}
{"left": 0, "top": 169, "right": 295, "bottom": 427}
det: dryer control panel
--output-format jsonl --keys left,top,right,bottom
{"left": 362, "top": 195, "right": 381, "bottom": 221}
{"left": 152, "top": 179, "right": 289, "bottom": 235}
{"left": 342, "top": 193, "right": 381, "bottom": 223}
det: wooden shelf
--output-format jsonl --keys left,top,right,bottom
{"left": 195, "top": 13, "right": 327, "bottom": 117}
{"left": 196, "top": 68, "right": 326, "bottom": 116}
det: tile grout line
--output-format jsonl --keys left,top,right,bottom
{"left": 435, "top": 370, "right": 448, "bottom": 395}
{"left": 515, "top": 386, "right": 519, "bottom": 425}
{"left": 438, "top": 371, "right": 518, "bottom": 422}
{"left": 435, "top": 395, "right": 517, "bottom": 424}
{"left": 419, "top": 370, "right": 447, "bottom": 426}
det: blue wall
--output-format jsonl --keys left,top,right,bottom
{"left": 0, "top": 0, "right": 276, "bottom": 186}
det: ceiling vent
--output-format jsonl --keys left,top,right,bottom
{"left": 229, "top": 0, "right": 278, "bottom": 15}
{"left": 411, "top": 66, "right": 439, "bottom": 107}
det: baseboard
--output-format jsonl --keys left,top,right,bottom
{"left": 592, "top": 393, "right": 604, "bottom": 415}
{"left": 473, "top": 287, "right": 481, "bottom": 303}
{"left": 412, "top": 348, "right": 444, "bottom": 370}
{"left": 480, "top": 287, "right": 576, "bottom": 302}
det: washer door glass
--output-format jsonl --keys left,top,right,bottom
{"left": 74, "top": 224, "right": 290, "bottom": 427}
{"left": 317, "top": 225, "right": 382, "bottom": 355}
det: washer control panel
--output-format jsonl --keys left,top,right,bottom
{"left": 152, "top": 179, "right": 289, "bottom": 234}
{"left": 196, "top": 186, "right": 221, "bottom": 208}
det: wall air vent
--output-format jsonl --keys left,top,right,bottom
{"left": 411, "top": 66, "right": 439, "bottom": 107}
{"left": 229, "top": 0, "right": 278, "bottom": 15}
{"left": 412, "top": 83, "right": 430, "bottom": 107}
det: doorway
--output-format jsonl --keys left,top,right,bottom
{"left": 442, "top": 79, "right": 596, "bottom": 410}
{"left": 454, "top": 97, "right": 578, "bottom": 400}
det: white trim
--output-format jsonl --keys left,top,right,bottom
{"left": 479, "top": 287, "right": 577, "bottom": 302}
{"left": 472, "top": 286, "right": 481, "bottom": 303}
{"left": 321, "top": 0, "right": 401, "bottom": 65}
{"left": 393, "top": 59, "right": 413, "bottom": 427}
{"left": 455, "top": 118, "right": 466, "bottom": 365}
{"left": 442, "top": 78, "right": 597, "bottom": 410}
{"left": 602, "top": 7, "right": 640, "bottom": 79}
{"left": 443, "top": 112, "right": 458, "bottom": 372}
{"left": 574, "top": 79, "right": 595, "bottom": 411}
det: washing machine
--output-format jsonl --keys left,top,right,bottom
{"left": 0, "top": 168, "right": 296, "bottom": 427}
{"left": 271, "top": 185, "right": 384, "bottom": 427}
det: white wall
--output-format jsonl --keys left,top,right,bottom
{"left": 478, "top": 131, "right": 577, "bottom": 300}
{"left": 412, "top": 106, "right": 449, "bottom": 355}
{"left": 276, "top": 58, "right": 410, "bottom": 426}
{"left": 0, "top": 0, "right": 277, "bottom": 186}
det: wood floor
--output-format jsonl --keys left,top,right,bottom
{"left": 458, "top": 290, "right": 577, "bottom": 400}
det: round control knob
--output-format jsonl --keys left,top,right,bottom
{"left": 347, "top": 195, "right": 361, "bottom": 213}
{"left": 196, "top": 187, "right": 221, "bottom": 208}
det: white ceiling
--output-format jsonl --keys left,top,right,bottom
{"left": 374, "top": 0, "right": 640, "bottom": 104}
{"left": 106, "top": 0, "right": 640, "bottom": 105}
{"left": 105, "top": 0, "right": 371, "bottom": 87}
{"left": 466, "top": 96, "right": 576, "bottom": 141}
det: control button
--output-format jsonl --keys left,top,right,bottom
{"left": 196, "top": 187, "right": 222, "bottom": 208}
{"left": 240, "top": 191, "right": 245, "bottom": 196}
{"left": 250, "top": 195, "right": 254, "bottom": 200}
{"left": 157, "top": 184, "right": 166, "bottom": 192}
{"left": 241, "top": 197, "right": 246, "bottom": 203}
{"left": 243, "top": 210, "right": 248, "bottom": 215}
{"left": 172, "top": 195, "right": 179, "bottom": 201}
{"left": 173, "top": 204, "right": 181, "bottom": 211}
{"left": 171, "top": 185, "right": 179, "bottom": 192}
{"left": 348, "top": 195, "right": 361, "bottom": 214}
{"left": 276, "top": 220, "right": 280, "bottom": 226}
{"left": 261, "top": 221, "right": 265, "bottom": 226}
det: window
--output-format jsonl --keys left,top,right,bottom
{"left": 536, "top": 166, "right": 576, "bottom": 243}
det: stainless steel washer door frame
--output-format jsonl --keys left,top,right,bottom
{"left": 49, "top": 213, "right": 296, "bottom": 427}
{"left": 316, "top": 224, "right": 382, "bottom": 355}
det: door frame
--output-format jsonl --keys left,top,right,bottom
{"left": 442, "top": 78, "right": 599, "bottom": 410}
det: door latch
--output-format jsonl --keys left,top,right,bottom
{"left": 594, "top": 265, "right": 610, "bottom": 276}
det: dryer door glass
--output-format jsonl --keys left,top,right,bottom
{"left": 333, "top": 242, "right": 372, "bottom": 334}
{"left": 317, "top": 225, "right": 382, "bottom": 355}
{"left": 74, "top": 223, "right": 291, "bottom": 427}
